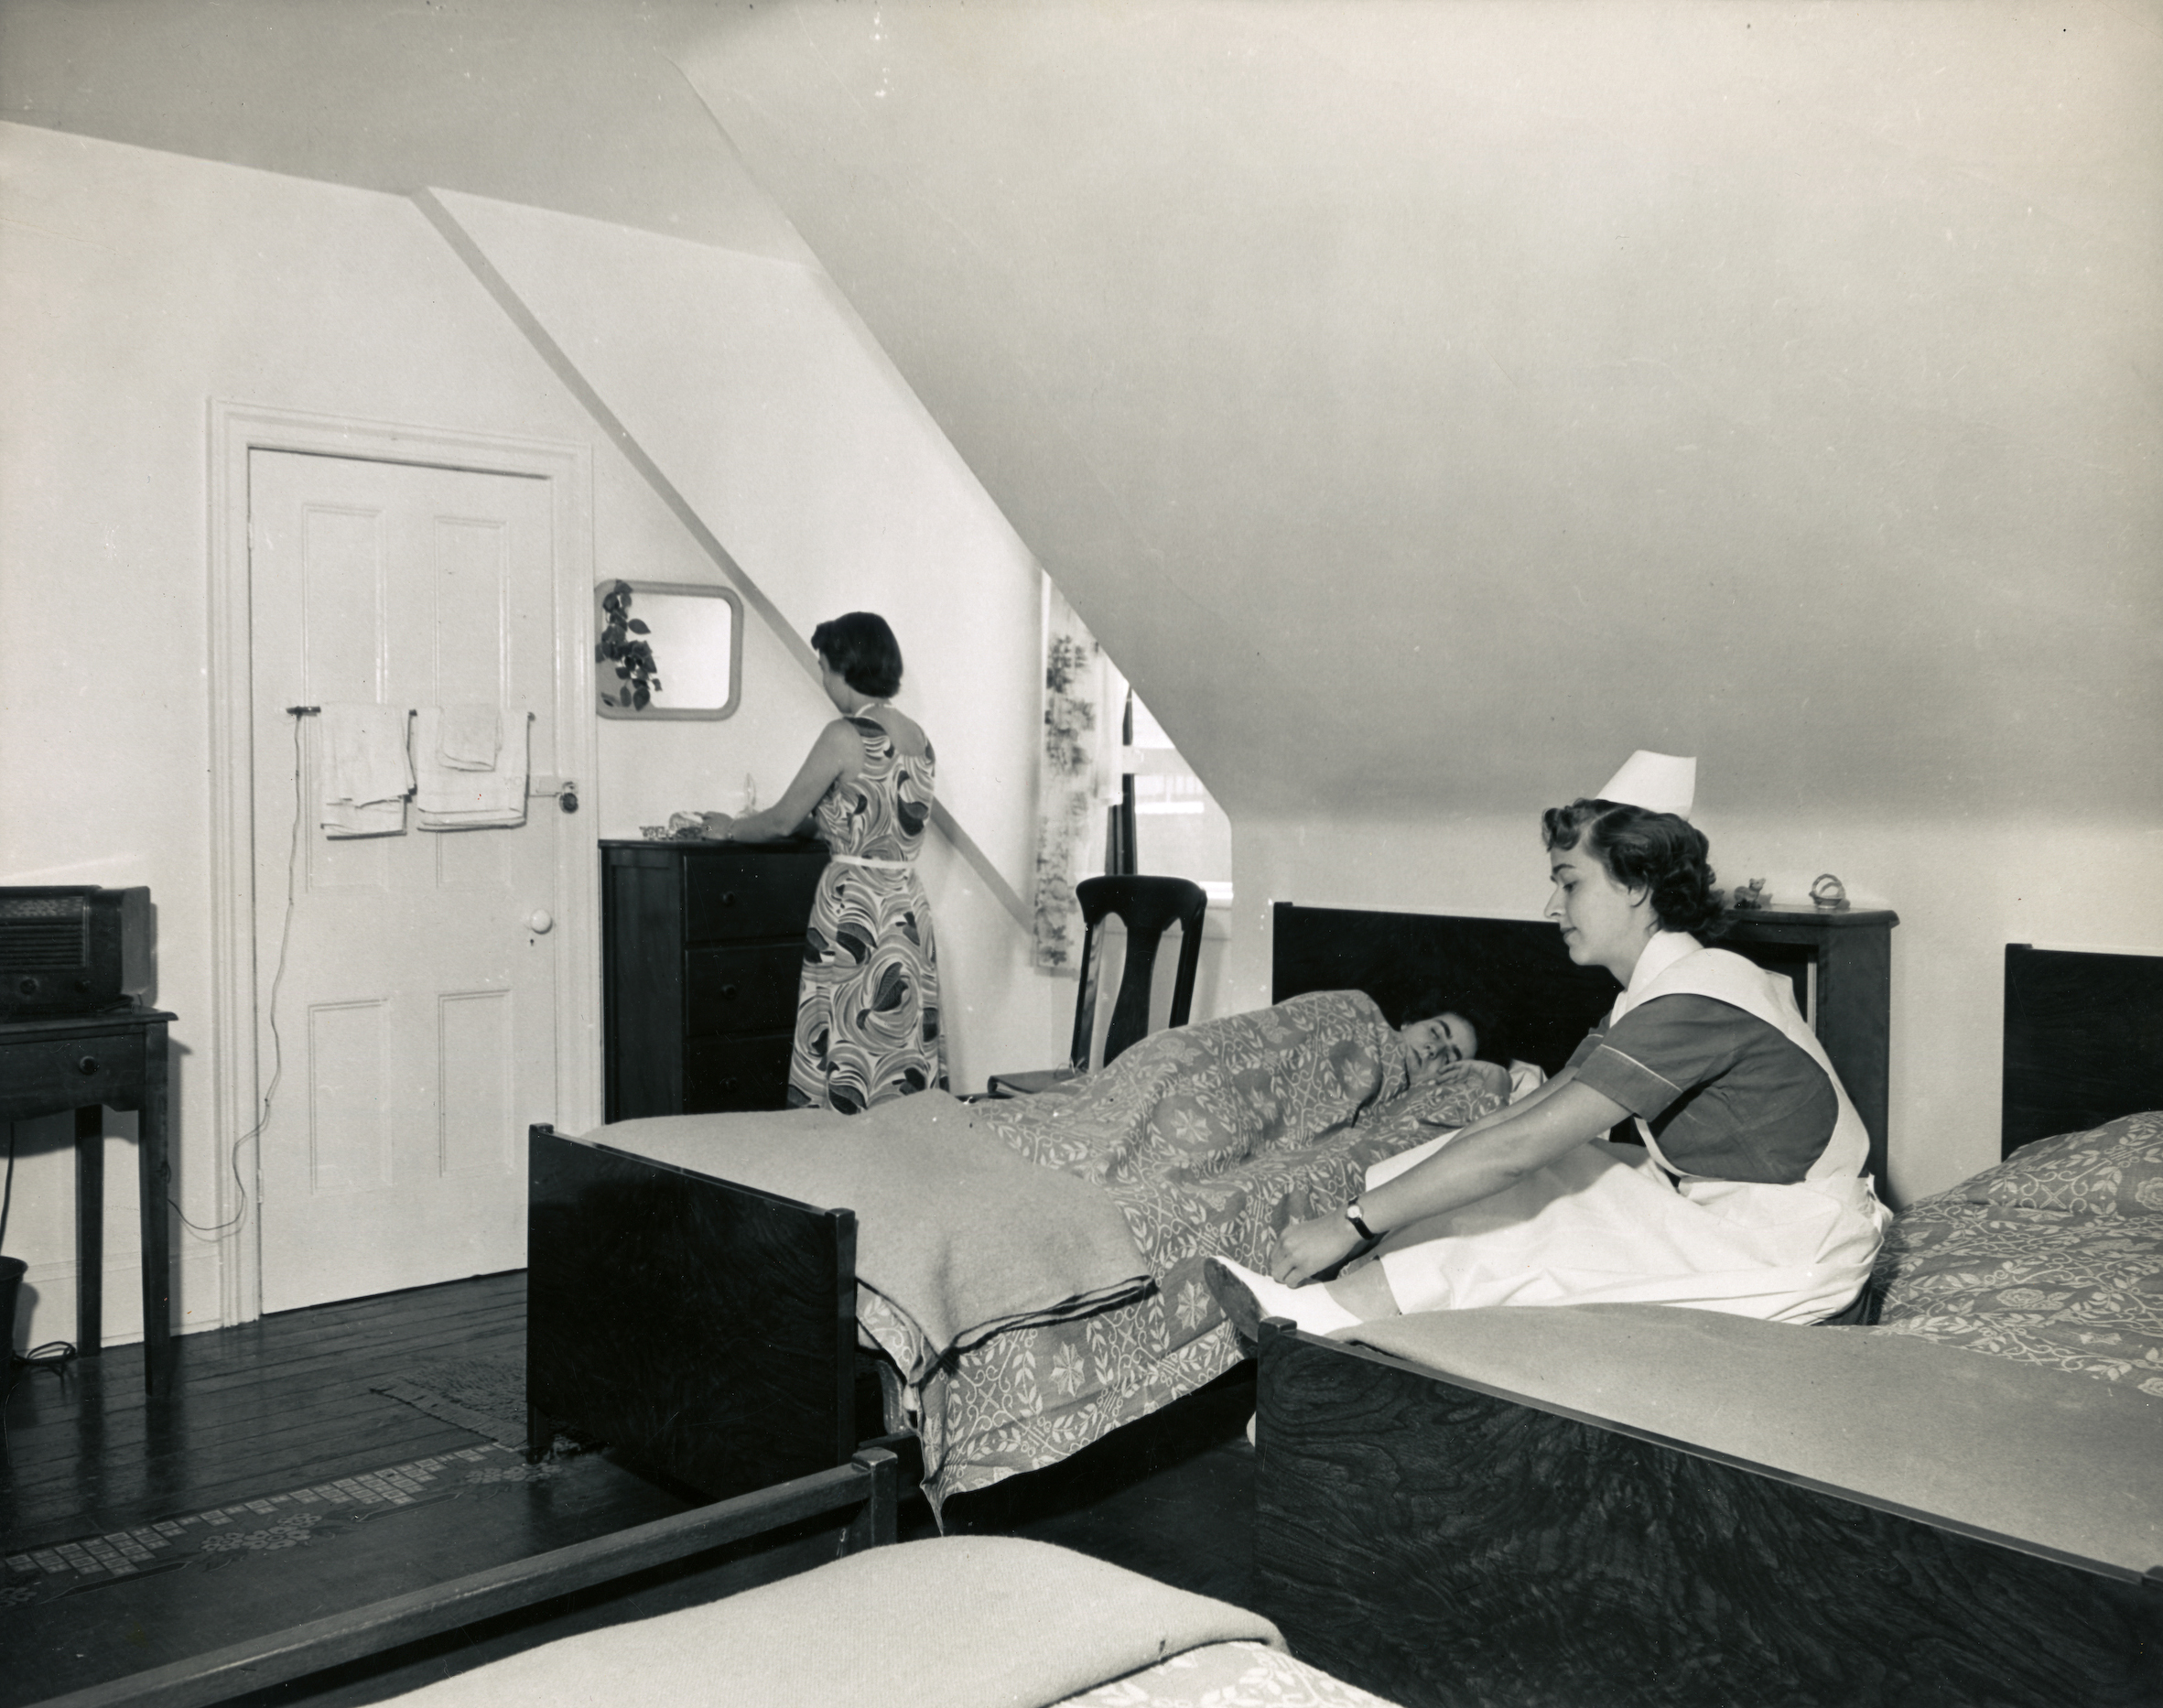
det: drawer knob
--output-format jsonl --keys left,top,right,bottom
{"left": 719, "top": 983, "right": 739, "bottom": 1000}
{"left": 719, "top": 891, "right": 738, "bottom": 907}
{"left": 77, "top": 1055, "right": 100, "bottom": 1076}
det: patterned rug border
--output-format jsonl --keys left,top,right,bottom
{"left": 2, "top": 1443, "right": 565, "bottom": 1612}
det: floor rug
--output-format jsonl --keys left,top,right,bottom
{"left": 0, "top": 1443, "right": 563, "bottom": 1612}
{"left": 370, "top": 1351, "right": 535, "bottom": 1451}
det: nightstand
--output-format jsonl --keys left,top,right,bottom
{"left": 1722, "top": 907, "right": 1898, "bottom": 1194}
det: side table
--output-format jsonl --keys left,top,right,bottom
{"left": 1721, "top": 908, "right": 1898, "bottom": 1196}
{"left": 0, "top": 1004, "right": 175, "bottom": 1389}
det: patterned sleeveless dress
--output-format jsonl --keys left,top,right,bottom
{"left": 786, "top": 715, "right": 948, "bottom": 1112}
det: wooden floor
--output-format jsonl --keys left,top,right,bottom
{"left": 2, "top": 1272, "right": 1257, "bottom": 1705}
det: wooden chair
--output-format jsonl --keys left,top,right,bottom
{"left": 987, "top": 875, "right": 1209, "bottom": 1096}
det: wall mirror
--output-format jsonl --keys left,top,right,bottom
{"left": 596, "top": 580, "right": 742, "bottom": 719}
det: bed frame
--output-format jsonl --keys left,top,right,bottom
{"left": 519, "top": 909, "right": 1644, "bottom": 1506}
{"left": 524, "top": 903, "right": 1909, "bottom": 1508}
{"left": 1252, "top": 1318, "right": 2158, "bottom": 1708}
{"left": 1251, "top": 941, "right": 2163, "bottom": 1708}
{"left": 31, "top": 1450, "right": 898, "bottom": 1708}
{"left": 525, "top": 1123, "right": 881, "bottom": 1504}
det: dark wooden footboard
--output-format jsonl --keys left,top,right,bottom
{"left": 1253, "top": 1320, "right": 2161, "bottom": 1708}
{"left": 527, "top": 1124, "right": 857, "bottom": 1502}
{"left": 31, "top": 1450, "right": 899, "bottom": 1708}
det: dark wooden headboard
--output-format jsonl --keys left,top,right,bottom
{"left": 1271, "top": 903, "right": 1898, "bottom": 1194}
{"left": 2002, "top": 945, "right": 2163, "bottom": 1157}
{"left": 1271, "top": 903, "right": 1617, "bottom": 1076}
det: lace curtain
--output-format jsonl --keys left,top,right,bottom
{"left": 1032, "top": 579, "right": 1125, "bottom": 971}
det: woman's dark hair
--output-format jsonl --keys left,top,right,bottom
{"left": 811, "top": 612, "right": 903, "bottom": 699}
{"left": 1541, "top": 798, "right": 1725, "bottom": 938}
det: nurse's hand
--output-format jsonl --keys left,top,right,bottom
{"left": 1271, "top": 1213, "right": 1362, "bottom": 1286}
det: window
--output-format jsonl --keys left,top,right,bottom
{"left": 1126, "top": 695, "right": 1232, "bottom": 904}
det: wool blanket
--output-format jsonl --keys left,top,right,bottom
{"left": 390, "top": 1537, "right": 1285, "bottom": 1708}
{"left": 595, "top": 1091, "right": 1150, "bottom": 1358}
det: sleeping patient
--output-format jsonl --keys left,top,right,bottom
{"left": 1398, "top": 1010, "right": 1482, "bottom": 1084}
{"left": 979, "top": 988, "right": 1507, "bottom": 1196}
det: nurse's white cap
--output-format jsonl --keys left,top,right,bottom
{"left": 1595, "top": 751, "right": 1696, "bottom": 819}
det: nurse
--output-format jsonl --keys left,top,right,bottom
{"left": 1207, "top": 751, "right": 1890, "bottom": 1334}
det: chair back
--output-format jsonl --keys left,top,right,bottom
{"left": 1069, "top": 875, "right": 1209, "bottom": 1072}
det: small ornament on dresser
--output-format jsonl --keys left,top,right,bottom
{"left": 1810, "top": 873, "right": 1851, "bottom": 911}
{"left": 1732, "top": 878, "right": 1768, "bottom": 911}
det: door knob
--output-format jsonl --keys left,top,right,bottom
{"left": 527, "top": 910, "right": 554, "bottom": 935}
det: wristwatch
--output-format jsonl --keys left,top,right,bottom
{"left": 1344, "top": 1200, "right": 1378, "bottom": 1241}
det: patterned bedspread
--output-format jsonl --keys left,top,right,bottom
{"left": 1868, "top": 1111, "right": 2163, "bottom": 1399}
{"left": 1060, "top": 1639, "right": 1395, "bottom": 1706}
{"left": 862, "top": 991, "right": 1511, "bottom": 1508}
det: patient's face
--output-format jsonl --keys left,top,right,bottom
{"left": 1401, "top": 1012, "right": 1477, "bottom": 1081}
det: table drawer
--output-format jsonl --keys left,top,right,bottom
{"left": 685, "top": 853, "right": 826, "bottom": 943}
{"left": 0, "top": 1034, "right": 142, "bottom": 1118}
{"left": 685, "top": 1031, "right": 797, "bottom": 1113}
{"left": 687, "top": 943, "right": 805, "bottom": 1035}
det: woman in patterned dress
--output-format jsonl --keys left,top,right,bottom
{"left": 699, "top": 613, "right": 947, "bottom": 1112}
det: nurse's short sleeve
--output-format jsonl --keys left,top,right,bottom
{"left": 1563, "top": 1019, "right": 1608, "bottom": 1074}
{"left": 1571, "top": 995, "right": 1761, "bottom": 1119}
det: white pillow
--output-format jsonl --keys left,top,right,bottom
{"left": 1508, "top": 1059, "right": 1548, "bottom": 1102}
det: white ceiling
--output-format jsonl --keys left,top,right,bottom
{"left": 5, "top": 0, "right": 2157, "bottom": 822}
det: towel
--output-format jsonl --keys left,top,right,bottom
{"left": 594, "top": 1091, "right": 1152, "bottom": 1360}
{"left": 414, "top": 707, "right": 527, "bottom": 829}
{"left": 437, "top": 703, "right": 501, "bottom": 771}
{"left": 384, "top": 1538, "right": 1285, "bottom": 1708}
{"left": 321, "top": 798, "right": 406, "bottom": 838}
{"left": 318, "top": 702, "right": 412, "bottom": 838}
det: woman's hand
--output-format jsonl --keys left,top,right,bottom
{"left": 1270, "top": 1213, "right": 1363, "bottom": 1286}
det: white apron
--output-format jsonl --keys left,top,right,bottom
{"left": 1375, "top": 934, "right": 1891, "bottom": 1324}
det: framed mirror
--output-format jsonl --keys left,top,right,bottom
{"left": 596, "top": 579, "right": 743, "bottom": 719}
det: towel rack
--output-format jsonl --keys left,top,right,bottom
{"left": 286, "top": 707, "right": 536, "bottom": 719}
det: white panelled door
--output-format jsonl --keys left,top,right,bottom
{"left": 250, "top": 451, "right": 559, "bottom": 1313}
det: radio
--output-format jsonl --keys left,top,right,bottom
{"left": 0, "top": 886, "right": 154, "bottom": 1018}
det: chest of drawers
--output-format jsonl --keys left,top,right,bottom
{"left": 600, "top": 838, "right": 828, "bottom": 1120}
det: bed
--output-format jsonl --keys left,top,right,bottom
{"left": 526, "top": 987, "right": 1514, "bottom": 1514}
{"left": 361, "top": 1536, "right": 1395, "bottom": 1708}
{"left": 31, "top": 1454, "right": 1393, "bottom": 1708}
{"left": 525, "top": 901, "right": 1900, "bottom": 1517}
{"left": 1249, "top": 942, "right": 2163, "bottom": 1708}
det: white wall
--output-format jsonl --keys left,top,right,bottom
{"left": 1227, "top": 810, "right": 2163, "bottom": 1205}
{"left": 428, "top": 190, "right": 1047, "bottom": 893}
{"left": 0, "top": 122, "right": 1064, "bottom": 1349}
{"left": 699, "top": 1, "right": 2163, "bottom": 842}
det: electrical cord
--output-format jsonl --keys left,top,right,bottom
{"left": 3, "top": 714, "right": 302, "bottom": 1434}
{"left": 168, "top": 711, "right": 306, "bottom": 1238}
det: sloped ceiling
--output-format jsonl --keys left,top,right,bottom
{"left": 5, "top": 0, "right": 2157, "bottom": 823}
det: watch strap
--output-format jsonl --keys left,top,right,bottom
{"left": 1344, "top": 1201, "right": 1378, "bottom": 1241}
